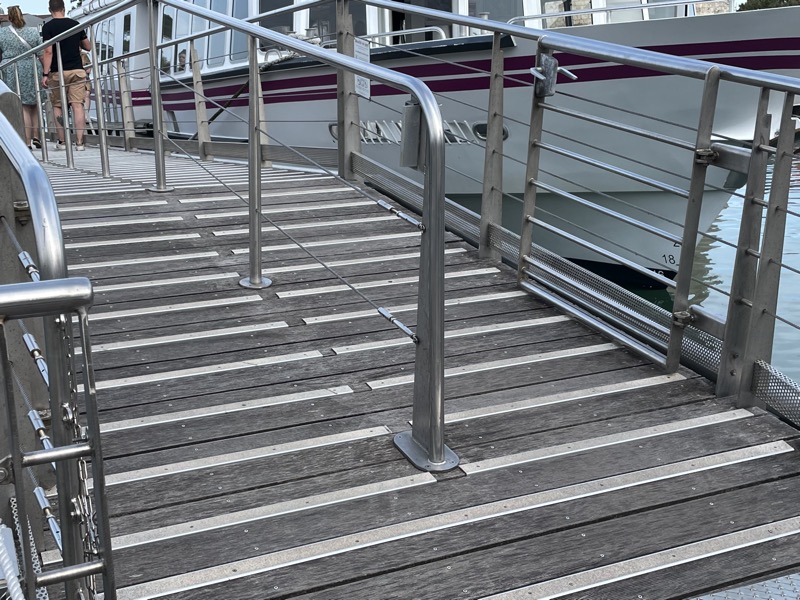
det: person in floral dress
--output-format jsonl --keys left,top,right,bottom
{"left": 0, "top": 5, "right": 43, "bottom": 148}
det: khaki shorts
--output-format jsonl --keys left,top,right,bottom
{"left": 48, "top": 69, "right": 87, "bottom": 107}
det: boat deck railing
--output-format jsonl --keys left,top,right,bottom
{"left": 2, "top": 1, "right": 800, "bottom": 597}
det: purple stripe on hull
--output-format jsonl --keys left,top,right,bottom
{"left": 155, "top": 35, "right": 800, "bottom": 112}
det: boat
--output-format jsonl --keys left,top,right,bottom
{"left": 71, "top": 0, "right": 800, "bottom": 283}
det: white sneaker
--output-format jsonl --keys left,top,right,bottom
{"left": 76, "top": 144, "right": 85, "bottom": 152}
{"left": 55, "top": 141, "right": 65, "bottom": 150}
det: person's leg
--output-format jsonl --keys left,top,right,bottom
{"left": 30, "top": 105, "right": 40, "bottom": 146}
{"left": 71, "top": 101, "right": 86, "bottom": 146}
{"left": 21, "top": 104, "right": 34, "bottom": 146}
{"left": 48, "top": 80, "right": 65, "bottom": 144}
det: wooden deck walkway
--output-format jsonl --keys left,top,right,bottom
{"left": 42, "top": 147, "right": 800, "bottom": 600}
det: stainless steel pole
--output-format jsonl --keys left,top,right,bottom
{"left": 479, "top": 32, "right": 504, "bottom": 262}
{"left": 239, "top": 34, "right": 271, "bottom": 290}
{"left": 89, "top": 27, "right": 110, "bottom": 177}
{"left": 147, "top": 0, "right": 173, "bottom": 192}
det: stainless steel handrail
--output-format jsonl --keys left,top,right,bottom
{"left": 0, "top": 91, "right": 65, "bottom": 281}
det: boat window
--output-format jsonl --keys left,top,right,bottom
{"left": 174, "top": 10, "right": 190, "bottom": 73}
{"left": 472, "top": 122, "right": 509, "bottom": 141}
{"left": 230, "top": 0, "right": 249, "bottom": 62}
{"left": 122, "top": 13, "right": 131, "bottom": 55}
{"left": 161, "top": 6, "right": 175, "bottom": 71}
{"left": 207, "top": 0, "right": 229, "bottom": 66}
{"left": 393, "top": 0, "right": 452, "bottom": 42}
{"left": 468, "top": 0, "right": 525, "bottom": 23}
{"left": 191, "top": 0, "right": 208, "bottom": 67}
{"left": 258, "top": 0, "right": 293, "bottom": 50}
{"left": 307, "top": 4, "right": 367, "bottom": 43}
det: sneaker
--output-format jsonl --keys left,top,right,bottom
{"left": 76, "top": 144, "right": 85, "bottom": 152}
{"left": 54, "top": 141, "right": 65, "bottom": 150}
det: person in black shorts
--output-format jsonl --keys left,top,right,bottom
{"left": 41, "top": 0, "right": 91, "bottom": 150}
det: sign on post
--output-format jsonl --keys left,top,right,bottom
{"left": 354, "top": 37, "right": 371, "bottom": 99}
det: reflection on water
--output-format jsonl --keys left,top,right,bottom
{"left": 647, "top": 163, "right": 800, "bottom": 381}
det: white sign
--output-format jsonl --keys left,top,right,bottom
{"left": 354, "top": 37, "right": 371, "bottom": 99}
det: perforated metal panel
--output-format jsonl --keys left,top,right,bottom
{"left": 753, "top": 360, "right": 800, "bottom": 427}
{"left": 693, "top": 573, "right": 800, "bottom": 599}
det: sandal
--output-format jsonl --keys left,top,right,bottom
{"left": 31, "top": 137, "right": 41, "bottom": 148}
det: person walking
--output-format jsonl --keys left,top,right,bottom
{"left": 0, "top": 6, "right": 44, "bottom": 149}
{"left": 41, "top": 0, "right": 90, "bottom": 151}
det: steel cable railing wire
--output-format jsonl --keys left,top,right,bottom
{"left": 147, "top": 69, "right": 424, "bottom": 341}
{"left": 364, "top": 90, "right": 697, "bottom": 282}
{"left": 366, "top": 85, "right": 737, "bottom": 249}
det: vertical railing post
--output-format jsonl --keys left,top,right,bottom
{"left": 146, "top": 0, "right": 173, "bottom": 192}
{"left": 239, "top": 35, "right": 271, "bottom": 291}
{"left": 88, "top": 29, "right": 110, "bottom": 177}
{"left": 716, "top": 88, "right": 771, "bottom": 399}
{"left": 665, "top": 66, "right": 720, "bottom": 372}
{"left": 55, "top": 44, "right": 75, "bottom": 167}
{"left": 517, "top": 46, "right": 551, "bottom": 276}
{"left": 336, "top": 0, "right": 361, "bottom": 180}
{"left": 116, "top": 59, "right": 136, "bottom": 152}
{"left": 32, "top": 56, "right": 49, "bottom": 162}
{"left": 735, "top": 92, "right": 796, "bottom": 406}
{"left": 190, "top": 41, "right": 213, "bottom": 161}
{"left": 479, "top": 32, "right": 504, "bottom": 262}
{"left": 393, "top": 90, "right": 458, "bottom": 472}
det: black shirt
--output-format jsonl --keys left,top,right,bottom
{"left": 41, "top": 17, "right": 87, "bottom": 72}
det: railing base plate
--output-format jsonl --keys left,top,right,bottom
{"left": 394, "top": 431, "right": 459, "bottom": 472}
{"left": 239, "top": 277, "right": 272, "bottom": 290}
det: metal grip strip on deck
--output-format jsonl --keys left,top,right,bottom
{"left": 462, "top": 409, "right": 754, "bottom": 473}
{"left": 111, "top": 473, "right": 437, "bottom": 549}
{"left": 99, "top": 426, "right": 392, "bottom": 486}
{"left": 367, "top": 342, "right": 619, "bottom": 389}
{"left": 100, "top": 385, "right": 353, "bottom": 432}
{"left": 447, "top": 373, "right": 687, "bottom": 423}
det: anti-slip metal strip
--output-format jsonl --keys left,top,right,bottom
{"left": 303, "top": 290, "right": 528, "bottom": 324}
{"left": 110, "top": 441, "right": 793, "bottom": 600}
{"left": 93, "top": 272, "right": 240, "bottom": 292}
{"left": 58, "top": 200, "right": 168, "bottom": 212}
{"left": 231, "top": 231, "right": 422, "bottom": 254}
{"left": 367, "top": 343, "right": 619, "bottom": 389}
{"left": 79, "top": 320, "right": 287, "bottom": 354}
{"left": 82, "top": 295, "right": 261, "bottom": 321}
{"left": 69, "top": 251, "right": 219, "bottom": 271}
{"left": 179, "top": 186, "right": 353, "bottom": 203}
{"left": 66, "top": 233, "right": 201, "bottom": 248}
{"left": 278, "top": 268, "right": 499, "bottom": 299}
{"left": 333, "top": 316, "right": 570, "bottom": 354}
{"left": 112, "top": 473, "right": 436, "bottom": 549}
{"left": 265, "top": 248, "right": 466, "bottom": 276}
{"left": 448, "top": 373, "right": 686, "bottom": 423}
{"left": 194, "top": 199, "right": 372, "bottom": 219}
{"left": 101, "top": 426, "right": 392, "bottom": 486}
{"left": 212, "top": 215, "right": 396, "bottom": 236}
{"left": 62, "top": 216, "right": 183, "bottom": 229}
{"left": 462, "top": 409, "right": 753, "bottom": 474}
{"left": 100, "top": 385, "right": 353, "bottom": 432}
{"left": 93, "top": 350, "right": 322, "bottom": 390}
